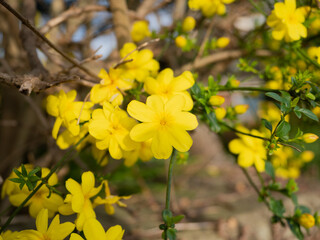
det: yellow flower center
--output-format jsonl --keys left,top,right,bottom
{"left": 160, "top": 118, "right": 167, "bottom": 126}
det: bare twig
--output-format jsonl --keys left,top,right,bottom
{"left": 180, "top": 49, "right": 272, "bottom": 72}
{"left": 195, "top": 18, "right": 215, "bottom": 61}
{"left": 113, "top": 38, "right": 160, "bottom": 69}
{"left": 0, "top": 0, "right": 99, "bottom": 81}
{"left": 0, "top": 72, "right": 78, "bottom": 95}
{"left": 109, "top": 0, "right": 131, "bottom": 49}
{"left": 40, "top": 5, "right": 109, "bottom": 34}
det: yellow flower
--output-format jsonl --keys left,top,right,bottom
{"left": 299, "top": 213, "right": 315, "bottom": 229}
{"left": 182, "top": 16, "right": 196, "bottom": 32}
{"left": 229, "top": 79, "right": 240, "bottom": 87}
{"left": 144, "top": 68, "right": 194, "bottom": 111}
{"left": 56, "top": 123, "right": 89, "bottom": 150}
{"left": 301, "top": 133, "right": 319, "bottom": 143}
{"left": 234, "top": 104, "right": 249, "bottom": 114}
{"left": 216, "top": 37, "right": 230, "bottom": 48}
{"left": 46, "top": 90, "right": 93, "bottom": 139}
{"left": 70, "top": 219, "right": 124, "bottom": 240}
{"left": 123, "top": 140, "right": 153, "bottom": 167}
{"left": 127, "top": 95, "right": 198, "bottom": 159}
{"left": 7, "top": 167, "right": 63, "bottom": 218}
{"left": 21, "top": 208, "right": 75, "bottom": 240}
{"left": 118, "top": 43, "right": 159, "bottom": 82}
{"left": 90, "top": 68, "right": 134, "bottom": 106}
{"left": 175, "top": 35, "right": 187, "bottom": 48}
{"left": 228, "top": 126, "right": 266, "bottom": 172}
{"left": 266, "top": 0, "right": 307, "bottom": 42}
{"left": 188, "top": 0, "right": 234, "bottom": 17}
{"left": 88, "top": 102, "right": 137, "bottom": 159}
{"left": 94, "top": 180, "right": 131, "bottom": 215}
{"left": 307, "top": 46, "right": 320, "bottom": 65}
{"left": 58, "top": 171, "right": 102, "bottom": 231}
{"left": 209, "top": 95, "right": 225, "bottom": 106}
{"left": 131, "top": 21, "right": 151, "bottom": 42}
{"left": 300, "top": 150, "right": 314, "bottom": 163}
{"left": 0, "top": 230, "right": 24, "bottom": 240}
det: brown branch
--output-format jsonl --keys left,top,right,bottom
{"left": 39, "top": 5, "right": 109, "bottom": 34}
{"left": 109, "top": 0, "right": 131, "bottom": 49}
{"left": 179, "top": 49, "right": 272, "bottom": 72}
{"left": 113, "top": 38, "right": 160, "bottom": 69}
{"left": 0, "top": 72, "right": 79, "bottom": 95}
{"left": 195, "top": 18, "right": 215, "bottom": 61}
{"left": 0, "top": 0, "right": 99, "bottom": 81}
{"left": 20, "top": 0, "right": 48, "bottom": 75}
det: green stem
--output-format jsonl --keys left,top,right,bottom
{"left": 162, "top": 149, "right": 177, "bottom": 240}
{"left": 165, "top": 150, "right": 177, "bottom": 210}
{"left": 247, "top": 0, "right": 267, "bottom": 17}
{"left": 241, "top": 168, "right": 269, "bottom": 209}
{"left": 295, "top": 48, "right": 320, "bottom": 69}
{"left": 221, "top": 122, "right": 270, "bottom": 141}
{"left": 218, "top": 86, "right": 280, "bottom": 93}
{"left": 0, "top": 134, "right": 87, "bottom": 234}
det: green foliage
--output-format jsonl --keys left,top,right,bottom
{"left": 10, "top": 165, "right": 41, "bottom": 191}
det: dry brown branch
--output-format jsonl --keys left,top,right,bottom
{"left": 113, "top": 38, "right": 160, "bottom": 69}
{"left": 196, "top": 18, "right": 215, "bottom": 61}
{"left": 109, "top": 0, "right": 131, "bottom": 49}
{"left": 180, "top": 49, "right": 272, "bottom": 72}
{"left": 172, "top": 0, "right": 186, "bottom": 21}
{"left": 0, "top": 0, "right": 99, "bottom": 81}
{"left": 40, "top": 5, "right": 109, "bottom": 34}
{"left": 136, "top": 0, "right": 156, "bottom": 18}
{"left": 20, "top": 0, "right": 48, "bottom": 75}
{"left": 0, "top": 72, "right": 79, "bottom": 95}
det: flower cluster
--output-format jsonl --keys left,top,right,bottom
{"left": 1, "top": 170, "right": 128, "bottom": 239}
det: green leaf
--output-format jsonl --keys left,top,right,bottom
{"left": 167, "top": 228, "right": 177, "bottom": 240}
{"left": 295, "top": 205, "right": 311, "bottom": 214}
{"left": 28, "top": 167, "right": 41, "bottom": 177}
{"left": 291, "top": 97, "right": 300, "bottom": 107}
{"left": 266, "top": 92, "right": 282, "bottom": 102}
{"left": 265, "top": 161, "right": 275, "bottom": 180}
{"left": 269, "top": 198, "right": 285, "bottom": 217}
{"left": 297, "top": 108, "right": 319, "bottom": 122}
{"left": 13, "top": 169, "right": 23, "bottom": 178}
{"left": 262, "top": 118, "right": 272, "bottom": 132}
{"left": 286, "top": 218, "right": 304, "bottom": 240}
{"left": 172, "top": 215, "right": 184, "bottom": 224}
{"left": 294, "top": 109, "right": 302, "bottom": 119}
{"left": 275, "top": 121, "right": 291, "bottom": 138}
{"left": 208, "top": 75, "right": 215, "bottom": 90}
{"left": 286, "top": 179, "right": 299, "bottom": 196}
{"left": 26, "top": 181, "right": 34, "bottom": 191}
{"left": 191, "top": 83, "right": 202, "bottom": 98}
{"left": 162, "top": 209, "right": 173, "bottom": 225}
{"left": 9, "top": 178, "right": 24, "bottom": 184}
{"left": 207, "top": 112, "right": 221, "bottom": 132}
{"left": 21, "top": 164, "right": 28, "bottom": 176}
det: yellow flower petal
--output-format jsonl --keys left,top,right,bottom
{"left": 152, "top": 131, "right": 173, "bottom": 159}
{"left": 81, "top": 171, "right": 95, "bottom": 196}
{"left": 36, "top": 209, "right": 48, "bottom": 233}
{"left": 167, "top": 127, "right": 193, "bottom": 152}
{"left": 127, "top": 100, "right": 155, "bottom": 122}
{"left": 130, "top": 123, "right": 157, "bottom": 142}
{"left": 105, "top": 225, "right": 125, "bottom": 240}
{"left": 172, "top": 112, "right": 198, "bottom": 130}
{"left": 52, "top": 117, "right": 63, "bottom": 139}
{"left": 83, "top": 219, "right": 106, "bottom": 240}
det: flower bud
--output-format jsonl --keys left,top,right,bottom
{"left": 234, "top": 104, "right": 249, "bottom": 114}
{"left": 216, "top": 37, "right": 230, "bottom": 48}
{"left": 299, "top": 213, "right": 315, "bottom": 229}
{"left": 182, "top": 16, "right": 196, "bottom": 32}
{"left": 175, "top": 36, "right": 187, "bottom": 48}
{"left": 230, "top": 79, "right": 240, "bottom": 87}
{"left": 300, "top": 151, "right": 315, "bottom": 163}
{"left": 301, "top": 133, "right": 319, "bottom": 143}
{"left": 209, "top": 95, "right": 225, "bottom": 106}
{"left": 215, "top": 107, "right": 226, "bottom": 120}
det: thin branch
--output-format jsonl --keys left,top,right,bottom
{"left": 39, "top": 5, "right": 109, "bottom": 34}
{"left": 195, "top": 18, "right": 215, "bottom": 61}
{"left": 113, "top": 38, "right": 160, "bottom": 69}
{"left": 218, "top": 86, "right": 280, "bottom": 93}
{"left": 180, "top": 49, "right": 272, "bottom": 72}
{"left": 0, "top": 72, "right": 78, "bottom": 95}
{"left": 0, "top": 0, "right": 99, "bottom": 81}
